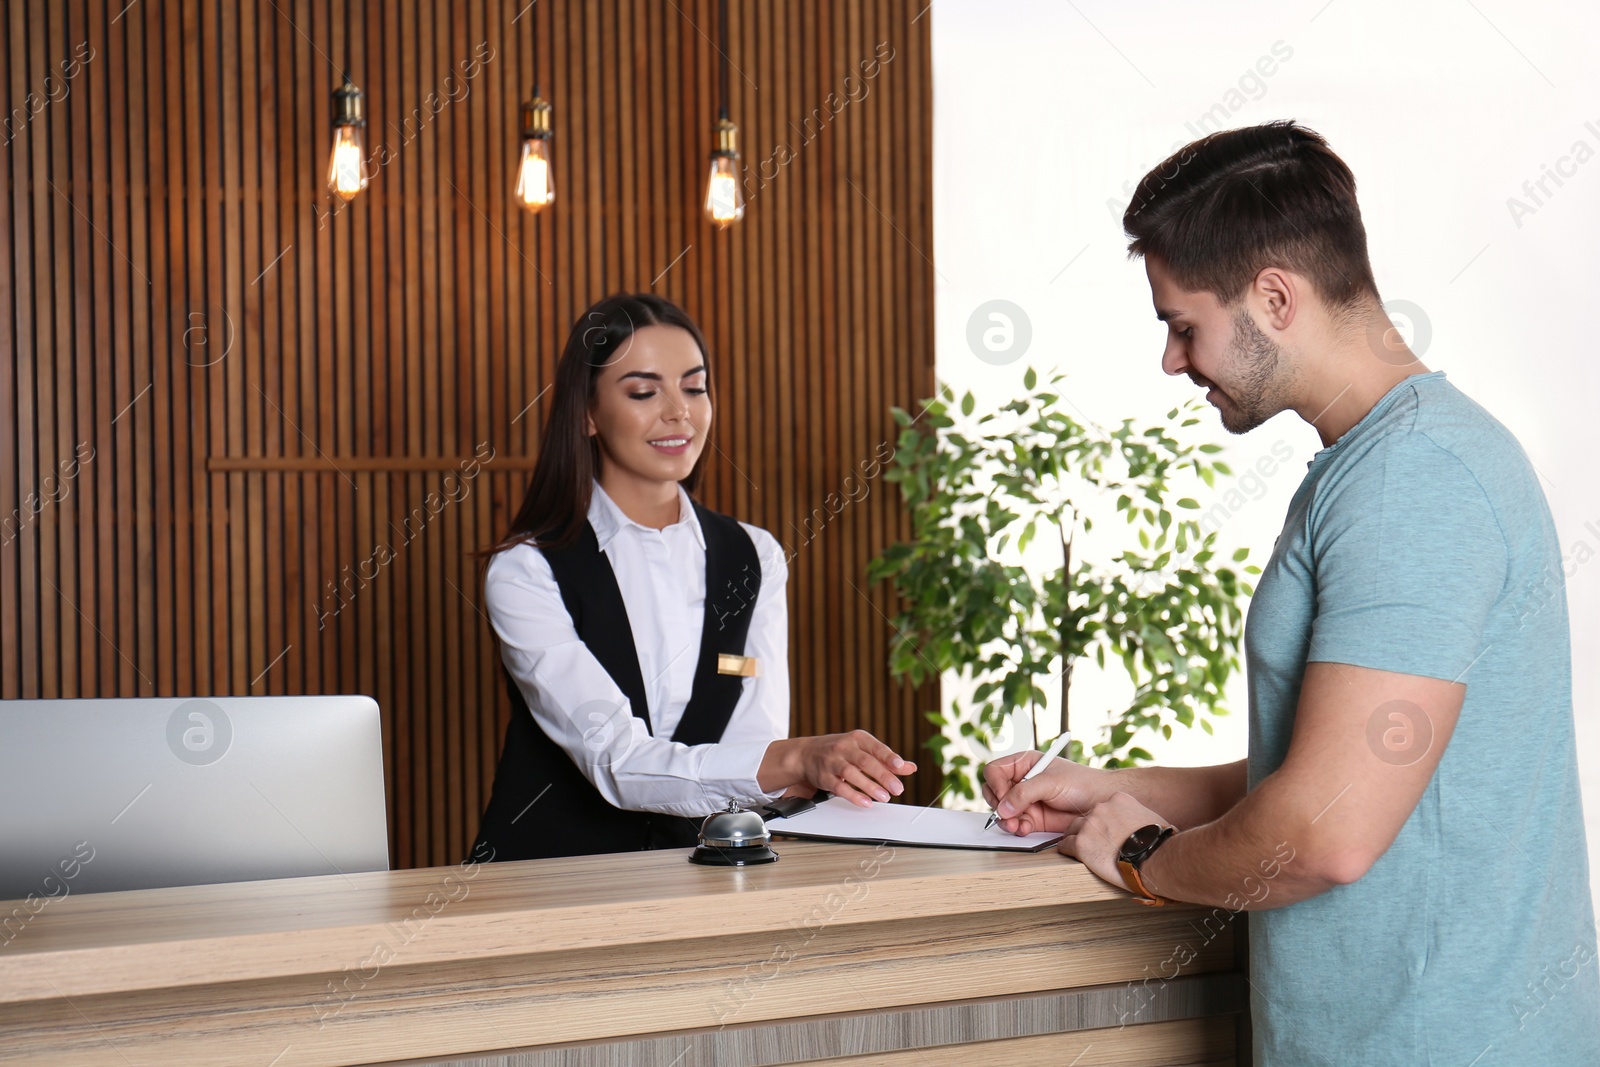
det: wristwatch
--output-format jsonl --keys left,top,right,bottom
{"left": 1116, "top": 823, "right": 1175, "bottom": 906}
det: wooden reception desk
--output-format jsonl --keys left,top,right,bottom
{"left": 0, "top": 840, "right": 1246, "bottom": 1066}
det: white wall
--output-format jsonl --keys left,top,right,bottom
{"left": 928, "top": 0, "right": 1600, "bottom": 918}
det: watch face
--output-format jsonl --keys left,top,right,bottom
{"left": 1120, "top": 823, "right": 1166, "bottom": 863}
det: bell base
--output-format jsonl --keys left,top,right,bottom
{"left": 688, "top": 843, "right": 780, "bottom": 866}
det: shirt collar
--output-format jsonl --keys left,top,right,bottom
{"left": 588, "top": 481, "right": 706, "bottom": 553}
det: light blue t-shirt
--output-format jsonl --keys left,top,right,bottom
{"left": 1244, "top": 371, "right": 1599, "bottom": 1065}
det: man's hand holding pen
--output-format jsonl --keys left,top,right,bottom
{"left": 980, "top": 730, "right": 1072, "bottom": 832}
{"left": 982, "top": 744, "right": 1174, "bottom": 893}
{"left": 981, "top": 745, "right": 1090, "bottom": 836}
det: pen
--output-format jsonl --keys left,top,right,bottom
{"left": 983, "top": 731, "right": 1072, "bottom": 831}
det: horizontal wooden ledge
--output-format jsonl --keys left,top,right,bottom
{"left": 0, "top": 841, "right": 1140, "bottom": 1004}
{"left": 205, "top": 455, "right": 538, "bottom": 472}
{"left": 369, "top": 974, "right": 1246, "bottom": 1067}
{"left": 1, "top": 904, "right": 1237, "bottom": 1066}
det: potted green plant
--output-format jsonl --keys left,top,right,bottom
{"left": 867, "top": 369, "right": 1259, "bottom": 802}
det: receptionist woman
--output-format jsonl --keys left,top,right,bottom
{"left": 471, "top": 293, "right": 915, "bottom": 861}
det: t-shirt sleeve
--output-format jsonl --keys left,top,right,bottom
{"left": 1305, "top": 433, "right": 1508, "bottom": 683}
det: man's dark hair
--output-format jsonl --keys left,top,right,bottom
{"left": 1123, "top": 121, "right": 1381, "bottom": 313}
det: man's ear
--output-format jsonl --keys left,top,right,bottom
{"left": 585, "top": 411, "right": 596, "bottom": 437}
{"left": 1253, "top": 267, "right": 1297, "bottom": 331}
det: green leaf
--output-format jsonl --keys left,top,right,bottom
{"left": 961, "top": 391, "right": 975, "bottom": 417}
{"left": 1176, "top": 498, "right": 1200, "bottom": 509}
{"left": 1232, "top": 547, "right": 1249, "bottom": 562}
{"left": 1023, "top": 367, "right": 1038, "bottom": 390}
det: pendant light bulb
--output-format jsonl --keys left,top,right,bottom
{"left": 327, "top": 74, "right": 369, "bottom": 202}
{"left": 705, "top": 112, "right": 744, "bottom": 228}
{"left": 515, "top": 91, "right": 555, "bottom": 212}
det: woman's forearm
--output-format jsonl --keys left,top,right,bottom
{"left": 757, "top": 737, "right": 805, "bottom": 793}
{"left": 757, "top": 732, "right": 917, "bottom": 806}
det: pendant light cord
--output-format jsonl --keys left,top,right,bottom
{"left": 717, "top": 0, "right": 730, "bottom": 119}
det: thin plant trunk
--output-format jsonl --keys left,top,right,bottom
{"left": 1061, "top": 530, "right": 1072, "bottom": 739}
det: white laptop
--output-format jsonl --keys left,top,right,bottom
{"left": 0, "top": 695, "right": 389, "bottom": 899}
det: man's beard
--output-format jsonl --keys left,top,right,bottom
{"left": 1215, "top": 309, "right": 1283, "bottom": 434}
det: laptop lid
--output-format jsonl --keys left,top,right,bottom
{"left": 0, "top": 695, "right": 389, "bottom": 899}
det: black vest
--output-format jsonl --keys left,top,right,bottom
{"left": 471, "top": 500, "right": 763, "bottom": 862}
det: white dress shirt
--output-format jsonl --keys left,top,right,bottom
{"left": 483, "top": 481, "right": 790, "bottom": 817}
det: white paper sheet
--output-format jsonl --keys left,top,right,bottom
{"left": 765, "top": 796, "right": 1064, "bottom": 852}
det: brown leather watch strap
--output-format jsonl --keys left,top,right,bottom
{"left": 1116, "top": 857, "right": 1169, "bottom": 906}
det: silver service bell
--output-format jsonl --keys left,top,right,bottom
{"left": 689, "top": 800, "right": 779, "bottom": 866}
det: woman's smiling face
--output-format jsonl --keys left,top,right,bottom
{"left": 585, "top": 324, "right": 712, "bottom": 486}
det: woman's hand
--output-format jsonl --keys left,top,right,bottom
{"left": 981, "top": 750, "right": 1113, "bottom": 836}
{"left": 761, "top": 731, "right": 916, "bottom": 807}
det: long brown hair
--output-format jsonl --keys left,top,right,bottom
{"left": 487, "top": 293, "right": 714, "bottom": 555}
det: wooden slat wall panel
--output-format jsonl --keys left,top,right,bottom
{"left": 0, "top": 0, "right": 937, "bottom": 868}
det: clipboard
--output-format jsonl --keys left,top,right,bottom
{"left": 753, "top": 795, "right": 1064, "bottom": 853}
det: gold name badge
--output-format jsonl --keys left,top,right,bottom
{"left": 717, "top": 654, "right": 759, "bottom": 678}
